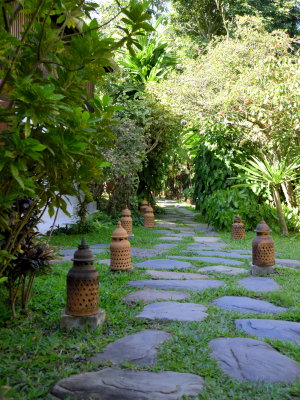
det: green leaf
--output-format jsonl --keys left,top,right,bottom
{"left": 10, "top": 163, "right": 24, "bottom": 189}
{"left": 24, "top": 119, "right": 31, "bottom": 138}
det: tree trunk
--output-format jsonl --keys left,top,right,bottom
{"left": 281, "top": 181, "right": 297, "bottom": 208}
{"left": 273, "top": 187, "right": 288, "bottom": 236}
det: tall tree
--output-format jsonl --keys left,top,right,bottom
{"left": 170, "top": 0, "right": 300, "bottom": 42}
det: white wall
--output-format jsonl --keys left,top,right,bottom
{"left": 36, "top": 196, "right": 97, "bottom": 234}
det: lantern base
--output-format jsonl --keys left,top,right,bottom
{"left": 60, "top": 309, "right": 106, "bottom": 330}
{"left": 251, "top": 264, "right": 275, "bottom": 276}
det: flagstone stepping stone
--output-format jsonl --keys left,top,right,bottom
{"left": 194, "top": 237, "right": 221, "bottom": 243}
{"left": 209, "top": 337, "right": 300, "bottom": 383}
{"left": 158, "top": 236, "right": 183, "bottom": 241}
{"left": 175, "top": 227, "right": 196, "bottom": 232}
{"left": 199, "top": 265, "right": 247, "bottom": 275}
{"left": 153, "top": 230, "right": 173, "bottom": 234}
{"left": 213, "top": 296, "right": 286, "bottom": 314}
{"left": 156, "top": 222, "right": 177, "bottom": 228}
{"left": 154, "top": 243, "right": 178, "bottom": 250}
{"left": 187, "top": 243, "right": 228, "bottom": 250}
{"left": 182, "top": 250, "right": 250, "bottom": 259}
{"left": 167, "top": 232, "right": 194, "bottom": 237}
{"left": 146, "top": 270, "right": 208, "bottom": 280}
{"left": 182, "top": 223, "right": 200, "bottom": 228}
{"left": 238, "top": 277, "right": 281, "bottom": 292}
{"left": 204, "top": 231, "right": 220, "bottom": 236}
{"left": 229, "top": 249, "right": 251, "bottom": 254}
{"left": 51, "top": 368, "right": 204, "bottom": 400}
{"left": 123, "top": 289, "right": 191, "bottom": 304}
{"left": 131, "top": 248, "right": 166, "bottom": 258}
{"left": 129, "top": 279, "right": 224, "bottom": 291}
{"left": 168, "top": 256, "right": 244, "bottom": 265}
{"left": 136, "top": 301, "right": 208, "bottom": 322}
{"left": 89, "top": 329, "right": 172, "bottom": 365}
{"left": 89, "top": 244, "right": 109, "bottom": 249}
{"left": 235, "top": 319, "right": 300, "bottom": 342}
{"left": 135, "top": 259, "right": 194, "bottom": 270}
{"left": 276, "top": 258, "right": 300, "bottom": 268}
{"left": 59, "top": 248, "right": 106, "bottom": 256}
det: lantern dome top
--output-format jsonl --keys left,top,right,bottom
{"left": 72, "top": 237, "right": 95, "bottom": 262}
{"left": 122, "top": 207, "right": 131, "bottom": 217}
{"left": 234, "top": 215, "right": 243, "bottom": 223}
{"left": 145, "top": 205, "right": 153, "bottom": 212}
{"left": 254, "top": 219, "right": 272, "bottom": 233}
{"left": 112, "top": 221, "right": 128, "bottom": 239}
{"left": 141, "top": 200, "right": 148, "bottom": 206}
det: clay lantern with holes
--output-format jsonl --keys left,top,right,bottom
{"left": 252, "top": 219, "right": 275, "bottom": 275}
{"left": 66, "top": 238, "right": 99, "bottom": 316}
{"left": 144, "top": 205, "right": 155, "bottom": 228}
{"left": 231, "top": 215, "right": 245, "bottom": 240}
{"left": 110, "top": 221, "right": 132, "bottom": 271}
{"left": 120, "top": 207, "right": 132, "bottom": 236}
{"left": 140, "top": 200, "right": 148, "bottom": 217}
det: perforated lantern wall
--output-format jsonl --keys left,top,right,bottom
{"left": 110, "top": 221, "right": 132, "bottom": 271}
{"left": 140, "top": 200, "right": 148, "bottom": 217}
{"left": 231, "top": 215, "right": 245, "bottom": 240}
{"left": 120, "top": 207, "right": 132, "bottom": 236}
{"left": 66, "top": 238, "right": 99, "bottom": 316}
{"left": 252, "top": 219, "right": 275, "bottom": 267}
{"left": 144, "top": 205, "right": 155, "bottom": 228}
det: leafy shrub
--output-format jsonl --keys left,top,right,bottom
{"left": 281, "top": 206, "right": 300, "bottom": 232}
{"left": 200, "top": 187, "right": 300, "bottom": 232}
{"left": 183, "top": 187, "right": 194, "bottom": 200}
{"left": 51, "top": 209, "right": 144, "bottom": 236}
{"left": 200, "top": 188, "right": 269, "bottom": 231}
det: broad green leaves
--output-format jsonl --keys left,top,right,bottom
{"left": 0, "top": 0, "right": 154, "bottom": 284}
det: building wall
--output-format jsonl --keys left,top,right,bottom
{"left": 36, "top": 197, "right": 97, "bottom": 234}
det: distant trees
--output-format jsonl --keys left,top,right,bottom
{"left": 150, "top": 17, "right": 300, "bottom": 231}
{"left": 171, "top": 0, "right": 300, "bottom": 42}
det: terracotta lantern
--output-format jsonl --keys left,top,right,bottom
{"left": 231, "top": 215, "right": 245, "bottom": 240}
{"left": 66, "top": 238, "right": 99, "bottom": 316}
{"left": 140, "top": 200, "right": 148, "bottom": 217}
{"left": 120, "top": 207, "right": 133, "bottom": 236}
{"left": 252, "top": 219, "right": 275, "bottom": 275}
{"left": 110, "top": 221, "right": 132, "bottom": 271}
{"left": 144, "top": 205, "right": 155, "bottom": 228}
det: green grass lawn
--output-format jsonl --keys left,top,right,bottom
{"left": 1, "top": 215, "right": 300, "bottom": 399}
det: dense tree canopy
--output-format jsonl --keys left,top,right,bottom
{"left": 171, "top": 0, "right": 300, "bottom": 42}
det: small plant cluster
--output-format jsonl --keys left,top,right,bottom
{"left": 1, "top": 198, "right": 56, "bottom": 317}
{"left": 51, "top": 209, "right": 144, "bottom": 236}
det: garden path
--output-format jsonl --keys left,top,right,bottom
{"left": 51, "top": 200, "right": 300, "bottom": 399}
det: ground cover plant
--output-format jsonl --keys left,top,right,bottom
{"left": 1, "top": 205, "right": 300, "bottom": 399}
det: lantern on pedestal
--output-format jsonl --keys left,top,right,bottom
{"left": 252, "top": 219, "right": 275, "bottom": 275}
{"left": 144, "top": 205, "right": 155, "bottom": 228}
{"left": 66, "top": 238, "right": 99, "bottom": 316}
{"left": 140, "top": 200, "right": 148, "bottom": 216}
{"left": 110, "top": 221, "right": 132, "bottom": 271}
{"left": 120, "top": 207, "right": 132, "bottom": 236}
{"left": 231, "top": 215, "right": 245, "bottom": 240}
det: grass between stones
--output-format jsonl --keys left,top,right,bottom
{"left": 0, "top": 219, "right": 300, "bottom": 399}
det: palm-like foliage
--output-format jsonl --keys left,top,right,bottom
{"left": 235, "top": 156, "right": 300, "bottom": 189}
{"left": 120, "top": 28, "right": 177, "bottom": 84}
{"left": 234, "top": 155, "right": 300, "bottom": 235}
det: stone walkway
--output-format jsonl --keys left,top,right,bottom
{"left": 51, "top": 199, "right": 300, "bottom": 399}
